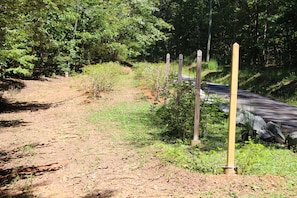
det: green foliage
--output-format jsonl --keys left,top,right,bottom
{"left": 88, "top": 72, "right": 297, "bottom": 180}
{"left": 81, "top": 62, "right": 126, "bottom": 98}
{"left": 154, "top": 0, "right": 297, "bottom": 68}
{"left": 153, "top": 0, "right": 206, "bottom": 58}
{"left": 2, "top": 0, "right": 297, "bottom": 77}
{"left": 155, "top": 82, "right": 227, "bottom": 143}
{"left": 139, "top": 63, "right": 172, "bottom": 101}
{"left": 236, "top": 139, "right": 297, "bottom": 176}
{"left": 155, "top": 143, "right": 225, "bottom": 174}
{"left": 236, "top": 140, "right": 268, "bottom": 175}
{"left": 0, "top": 26, "right": 37, "bottom": 77}
{"left": 156, "top": 83, "right": 195, "bottom": 141}
{"left": 0, "top": 0, "right": 171, "bottom": 78}
{"left": 155, "top": 142, "right": 192, "bottom": 167}
{"left": 207, "top": 59, "right": 219, "bottom": 70}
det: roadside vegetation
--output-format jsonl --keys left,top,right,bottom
{"left": 80, "top": 62, "right": 130, "bottom": 98}
{"left": 179, "top": 59, "right": 297, "bottom": 107}
{"left": 203, "top": 65, "right": 297, "bottom": 107}
{"left": 85, "top": 62, "right": 297, "bottom": 196}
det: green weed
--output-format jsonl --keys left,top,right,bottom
{"left": 236, "top": 139, "right": 297, "bottom": 177}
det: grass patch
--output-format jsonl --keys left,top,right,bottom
{"left": 153, "top": 142, "right": 226, "bottom": 174}
{"left": 236, "top": 140, "right": 297, "bottom": 176}
{"left": 88, "top": 95, "right": 297, "bottom": 178}
{"left": 89, "top": 99, "right": 227, "bottom": 174}
{"left": 207, "top": 59, "right": 219, "bottom": 70}
{"left": 89, "top": 101, "right": 159, "bottom": 147}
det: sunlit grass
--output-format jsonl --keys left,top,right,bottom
{"left": 87, "top": 62, "right": 297, "bottom": 196}
{"left": 88, "top": 94, "right": 297, "bottom": 178}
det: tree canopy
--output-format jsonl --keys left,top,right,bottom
{"left": 155, "top": 0, "right": 297, "bottom": 68}
{"left": 0, "top": 0, "right": 296, "bottom": 77}
{"left": 0, "top": 0, "right": 171, "bottom": 77}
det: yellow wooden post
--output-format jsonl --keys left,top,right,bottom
{"left": 224, "top": 43, "right": 239, "bottom": 174}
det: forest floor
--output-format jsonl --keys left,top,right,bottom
{"left": 0, "top": 70, "right": 291, "bottom": 198}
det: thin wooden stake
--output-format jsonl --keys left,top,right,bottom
{"left": 165, "top": 53, "right": 170, "bottom": 77}
{"left": 177, "top": 54, "right": 183, "bottom": 104}
{"left": 178, "top": 54, "right": 183, "bottom": 85}
{"left": 191, "top": 50, "right": 202, "bottom": 146}
{"left": 163, "top": 53, "right": 170, "bottom": 104}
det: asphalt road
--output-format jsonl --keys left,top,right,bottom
{"left": 203, "top": 82, "right": 297, "bottom": 132}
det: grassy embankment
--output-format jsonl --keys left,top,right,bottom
{"left": 83, "top": 62, "right": 297, "bottom": 197}
{"left": 184, "top": 59, "right": 297, "bottom": 106}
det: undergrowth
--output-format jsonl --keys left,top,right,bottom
{"left": 89, "top": 98, "right": 297, "bottom": 178}
{"left": 202, "top": 65, "right": 297, "bottom": 106}
{"left": 88, "top": 62, "right": 297, "bottom": 196}
{"left": 80, "top": 62, "right": 129, "bottom": 98}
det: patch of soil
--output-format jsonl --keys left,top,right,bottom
{"left": 0, "top": 74, "right": 290, "bottom": 197}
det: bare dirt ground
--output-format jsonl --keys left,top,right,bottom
{"left": 0, "top": 73, "right": 290, "bottom": 197}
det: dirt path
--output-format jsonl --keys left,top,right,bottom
{"left": 0, "top": 74, "right": 290, "bottom": 197}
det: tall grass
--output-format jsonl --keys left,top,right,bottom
{"left": 134, "top": 62, "right": 178, "bottom": 102}
{"left": 81, "top": 62, "right": 129, "bottom": 98}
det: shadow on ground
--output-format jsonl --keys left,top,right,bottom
{"left": 0, "top": 78, "right": 52, "bottom": 114}
{"left": 0, "top": 120, "right": 28, "bottom": 128}
{"left": 0, "top": 192, "right": 37, "bottom": 198}
{"left": 0, "top": 79, "right": 26, "bottom": 92}
{"left": 0, "top": 98, "right": 51, "bottom": 113}
{"left": 82, "top": 190, "right": 118, "bottom": 198}
{"left": 0, "top": 144, "right": 64, "bottom": 197}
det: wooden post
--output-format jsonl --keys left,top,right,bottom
{"left": 223, "top": 43, "right": 240, "bottom": 174}
{"left": 176, "top": 54, "right": 183, "bottom": 104}
{"left": 165, "top": 53, "right": 170, "bottom": 77}
{"left": 191, "top": 50, "right": 202, "bottom": 146}
{"left": 163, "top": 53, "right": 170, "bottom": 104}
{"left": 178, "top": 54, "right": 183, "bottom": 85}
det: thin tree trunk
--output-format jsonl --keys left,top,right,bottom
{"left": 206, "top": 0, "right": 213, "bottom": 62}
{"left": 73, "top": 0, "right": 80, "bottom": 38}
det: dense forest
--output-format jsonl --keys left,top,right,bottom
{"left": 0, "top": 0, "right": 296, "bottom": 77}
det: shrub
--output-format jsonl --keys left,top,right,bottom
{"left": 207, "top": 59, "right": 219, "bottom": 70}
{"left": 155, "top": 82, "right": 227, "bottom": 143}
{"left": 82, "top": 62, "right": 126, "bottom": 98}
{"left": 137, "top": 63, "right": 172, "bottom": 102}
{"left": 156, "top": 83, "right": 195, "bottom": 142}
